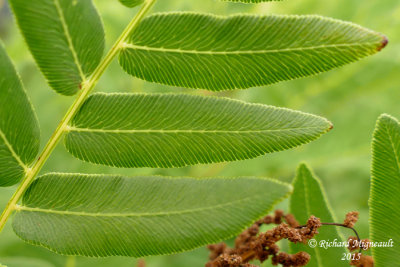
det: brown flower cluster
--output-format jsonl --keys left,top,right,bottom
{"left": 344, "top": 211, "right": 359, "bottom": 228}
{"left": 347, "top": 238, "right": 374, "bottom": 266}
{"left": 349, "top": 253, "right": 374, "bottom": 267}
{"left": 206, "top": 210, "right": 375, "bottom": 267}
{"left": 206, "top": 210, "right": 321, "bottom": 267}
{"left": 344, "top": 211, "right": 374, "bottom": 267}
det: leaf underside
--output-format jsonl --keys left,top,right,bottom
{"left": 9, "top": 0, "right": 105, "bottom": 96}
{"left": 0, "top": 43, "right": 40, "bottom": 187}
{"left": 13, "top": 173, "right": 291, "bottom": 257}
{"left": 119, "top": 13, "right": 387, "bottom": 91}
{"left": 118, "top": 0, "right": 144, "bottom": 8}
{"left": 290, "top": 164, "right": 347, "bottom": 267}
{"left": 64, "top": 93, "right": 332, "bottom": 168}
{"left": 369, "top": 114, "right": 400, "bottom": 266}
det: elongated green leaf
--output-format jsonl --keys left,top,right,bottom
{"left": 0, "top": 43, "right": 40, "bottom": 187}
{"left": 370, "top": 114, "right": 400, "bottom": 266}
{"left": 290, "top": 164, "right": 347, "bottom": 267}
{"left": 119, "top": 0, "right": 144, "bottom": 8}
{"left": 9, "top": 0, "right": 105, "bottom": 96}
{"left": 64, "top": 93, "right": 332, "bottom": 168}
{"left": 119, "top": 13, "right": 387, "bottom": 91}
{"left": 13, "top": 173, "right": 291, "bottom": 257}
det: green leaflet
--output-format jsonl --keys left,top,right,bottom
{"left": 290, "top": 164, "right": 347, "bottom": 267}
{"left": 119, "top": 13, "right": 387, "bottom": 91}
{"left": 13, "top": 173, "right": 291, "bottom": 257}
{"left": 119, "top": 0, "right": 144, "bottom": 8}
{"left": 370, "top": 114, "right": 400, "bottom": 266}
{"left": 64, "top": 93, "right": 332, "bottom": 168}
{"left": 9, "top": 0, "right": 105, "bottom": 96}
{"left": 0, "top": 43, "right": 40, "bottom": 187}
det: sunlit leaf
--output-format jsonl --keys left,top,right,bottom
{"left": 13, "top": 173, "right": 291, "bottom": 257}
{"left": 290, "top": 164, "right": 347, "bottom": 267}
{"left": 119, "top": 13, "right": 387, "bottom": 91}
{"left": 370, "top": 114, "right": 400, "bottom": 266}
{"left": 64, "top": 93, "right": 332, "bottom": 168}
{"left": 0, "top": 43, "right": 40, "bottom": 187}
{"left": 9, "top": 0, "right": 105, "bottom": 96}
{"left": 118, "top": 0, "right": 144, "bottom": 8}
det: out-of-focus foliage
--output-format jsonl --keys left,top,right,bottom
{"left": 0, "top": 0, "right": 398, "bottom": 266}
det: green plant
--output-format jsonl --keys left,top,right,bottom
{"left": 0, "top": 0, "right": 389, "bottom": 266}
{"left": 206, "top": 119, "right": 400, "bottom": 267}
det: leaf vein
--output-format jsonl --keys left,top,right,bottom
{"left": 122, "top": 42, "right": 378, "bottom": 55}
{"left": 16, "top": 194, "right": 263, "bottom": 218}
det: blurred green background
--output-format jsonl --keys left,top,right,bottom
{"left": 0, "top": 0, "right": 399, "bottom": 266}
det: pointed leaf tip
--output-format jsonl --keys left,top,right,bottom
{"left": 377, "top": 35, "right": 389, "bottom": 52}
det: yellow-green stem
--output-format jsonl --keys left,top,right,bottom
{"left": 0, "top": 0, "right": 157, "bottom": 233}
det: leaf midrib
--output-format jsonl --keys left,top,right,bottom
{"left": 16, "top": 192, "right": 270, "bottom": 218}
{"left": 53, "top": 0, "right": 86, "bottom": 82}
{"left": 122, "top": 42, "right": 379, "bottom": 55}
{"left": 66, "top": 125, "right": 326, "bottom": 134}
{"left": 0, "top": 129, "right": 28, "bottom": 171}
